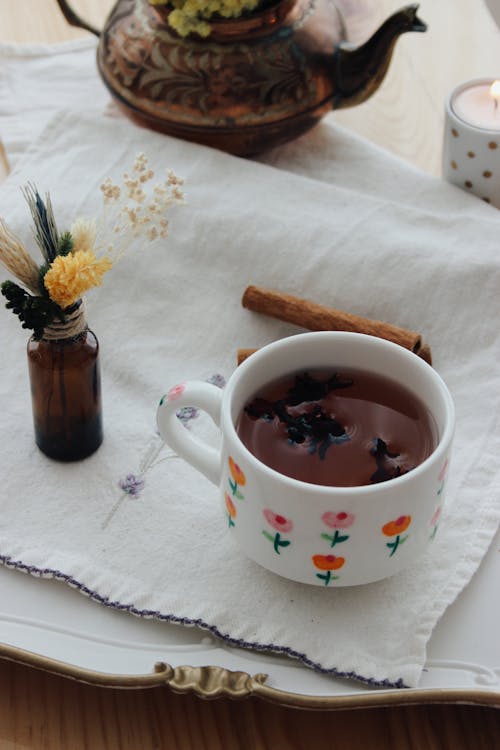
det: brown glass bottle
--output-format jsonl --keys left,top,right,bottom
{"left": 27, "top": 306, "right": 103, "bottom": 461}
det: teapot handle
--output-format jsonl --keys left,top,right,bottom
{"left": 55, "top": 0, "right": 101, "bottom": 37}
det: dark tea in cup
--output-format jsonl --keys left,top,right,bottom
{"left": 236, "top": 369, "right": 437, "bottom": 487}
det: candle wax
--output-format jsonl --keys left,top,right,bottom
{"left": 452, "top": 83, "right": 500, "bottom": 130}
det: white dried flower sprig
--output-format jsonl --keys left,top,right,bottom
{"left": 97, "top": 153, "right": 185, "bottom": 252}
{"left": 70, "top": 218, "right": 97, "bottom": 254}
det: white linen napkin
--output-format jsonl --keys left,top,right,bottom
{"left": 0, "top": 109, "right": 498, "bottom": 688}
{"left": 0, "top": 38, "right": 110, "bottom": 170}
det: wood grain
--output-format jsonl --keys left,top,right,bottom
{"left": 0, "top": 660, "right": 499, "bottom": 750}
{"left": 0, "top": 0, "right": 112, "bottom": 43}
{"left": 0, "top": 1, "right": 499, "bottom": 747}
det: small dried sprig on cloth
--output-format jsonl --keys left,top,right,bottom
{"left": 0, "top": 154, "right": 185, "bottom": 339}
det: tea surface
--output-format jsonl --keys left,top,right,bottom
{"left": 236, "top": 369, "right": 436, "bottom": 487}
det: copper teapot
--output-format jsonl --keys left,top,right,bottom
{"left": 56, "top": 0, "right": 426, "bottom": 155}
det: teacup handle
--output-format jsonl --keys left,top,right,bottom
{"left": 156, "top": 382, "right": 223, "bottom": 486}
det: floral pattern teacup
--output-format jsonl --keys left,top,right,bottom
{"left": 157, "top": 332, "right": 455, "bottom": 586}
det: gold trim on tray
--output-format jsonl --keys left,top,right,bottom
{"left": 1, "top": 644, "right": 500, "bottom": 709}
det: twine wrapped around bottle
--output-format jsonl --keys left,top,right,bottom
{"left": 42, "top": 299, "right": 87, "bottom": 341}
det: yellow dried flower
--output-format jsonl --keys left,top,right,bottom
{"left": 149, "top": 0, "right": 261, "bottom": 36}
{"left": 44, "top": 250, "right": 113, "bottom": 309}
{"left": 168, "top": 9, "right": 211, "bottom": 37}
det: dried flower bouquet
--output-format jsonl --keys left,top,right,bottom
{"left": 0, "top": 154, "right": 185, "bottom": 461}
{"left": 0, "top": 153, "right": 185, "bottom": 339}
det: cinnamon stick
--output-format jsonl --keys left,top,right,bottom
{"left": 242, "top": 285, "right": 431, "bottom": 361}
{"left": 418, "top": 344, "right": 432, "bottom": 366}
{"left": 237, "top": 348, "right": 258, "bottom": 365}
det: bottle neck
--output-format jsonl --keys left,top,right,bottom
{"left": 42, "top": 301, "right": 88, "bottom": 342}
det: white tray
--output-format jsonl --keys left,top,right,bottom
{"left": 0, "top": 525, "right": 499, "bottom": 708}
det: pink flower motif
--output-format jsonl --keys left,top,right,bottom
{"left": 263, "top": 509, "right": 293, "bottom": 533}
{"left": 438, "top": 459, "right": 449, "bottom": 483}
{"left": 321, "top": 511, "right": 355, "bottom": 529}
{"left": 430, "top": 505, "right": 442, "bottom": 527}
{"left": 167, "top": 383, "right": 185, "bottom": 401}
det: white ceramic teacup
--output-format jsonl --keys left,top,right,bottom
{"left": 156, "top": 332, "right": 455, "bottom": 587}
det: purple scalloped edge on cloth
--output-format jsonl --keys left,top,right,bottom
{"left": 0, "top": 553, "right": 407, "bottom": 689}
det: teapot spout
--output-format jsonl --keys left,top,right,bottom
{"left": 332, "top": 4, "right": 427, "bottom": 109}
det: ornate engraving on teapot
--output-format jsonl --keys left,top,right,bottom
{"left": 56, "top": 0, "right": 427, "bottom": 154}
{"left": 100, "top": 0, "right": 317, "bottom": 126}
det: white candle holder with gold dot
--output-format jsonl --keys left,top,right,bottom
{"left": 443, "top": 78, "right": 500, "bottom": 208}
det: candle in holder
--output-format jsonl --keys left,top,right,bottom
{"left": 443, "top": 78, "right": 500, "bottom": 207}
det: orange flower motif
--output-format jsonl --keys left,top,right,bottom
{"left": 312, "top": 554, "right": 345, "bottom": 571}
{"left": 225, "top": 492, "right": 236, "bottom": 520}
{"left": 382, "top": 515, "right": 412, "bottom": 537}
{"left": 228, "top": 456, "right": 246, "bottom": 487}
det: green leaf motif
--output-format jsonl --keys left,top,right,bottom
{"left": 331, "top": 530, "right": 349, "bottom": 546}
{"left": 315, "top": 571, "right": 340, "bottom": 586}
{"left": 321, "top": 530, "right": 349, "bottom": 547}
{"left": 316, "top": 571, "right": 330, "bottom": 586}
{"left": 263, "top": 530, "right": 291, "bottom": 554}
{"left": 273, "top": 533, "right": 282, "bottom": 554}
{"left": 386, "top": 533, "right": 408, "bottom": 557}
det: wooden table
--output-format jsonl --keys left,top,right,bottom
{"left": 0, "top": 1, "right": 499, "bottom": 747}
